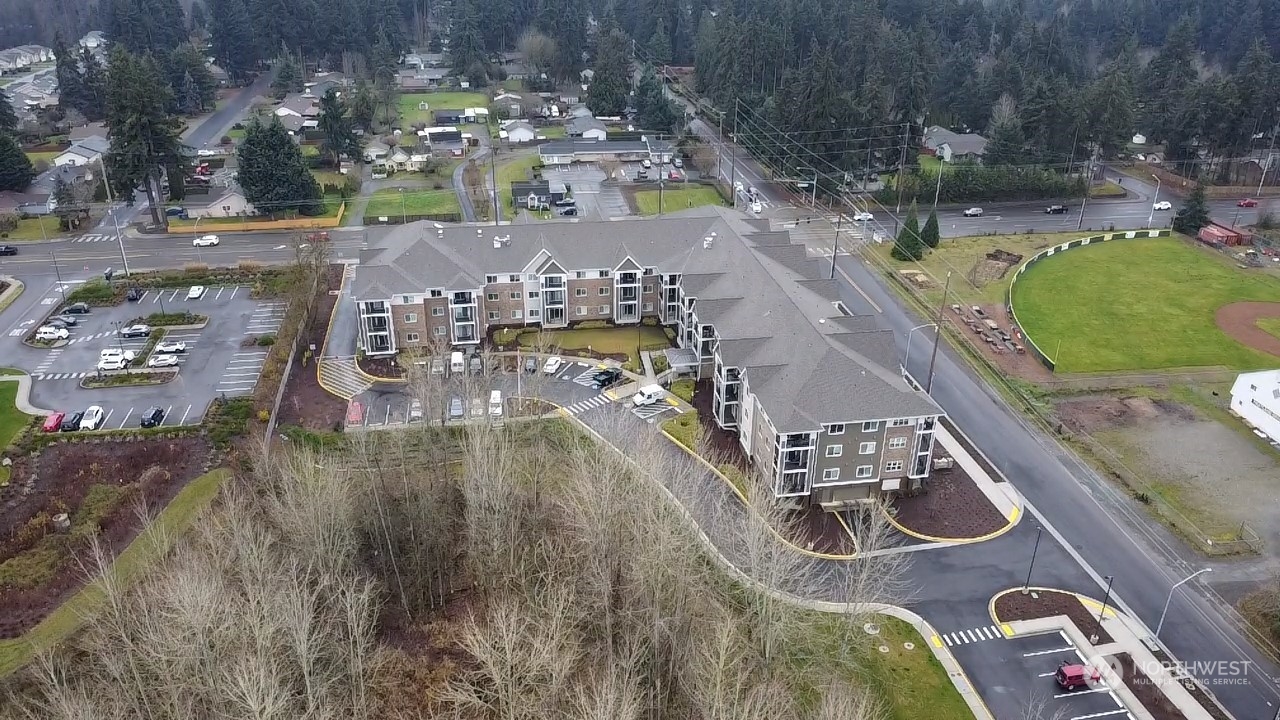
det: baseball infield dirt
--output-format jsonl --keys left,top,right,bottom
{"left": 1214, "top": 301, "right": 1280, "bottom": 357}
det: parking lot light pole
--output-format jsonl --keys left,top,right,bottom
{"left": 925, "top": 271, "right": 952, "bottom": 394}
{"left": 1022, "top": 525, "right": 1043, "bottom": 593}
{"left": 902, "top": 323, "right": 936, "bottom": 385}
{"left": 50, "top": 251, "right": 66, "bottom": 302}
{"left": 1092, "top": 575, "right": 1115, "bottom": 643}
{"left": 1147, "top": 174, "right": 1162, "bottom": 229}
{"left": 1155, "top": 568, "right": 1211, "bottom": 639}
{"left": 96, "top": 155, "right": 131, "bottom": 277}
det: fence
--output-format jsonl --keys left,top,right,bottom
{"left": 364, "top": 212, "right": 463, "bottom": 225}
{"left": 167, "top": 203, "right": 346, "bottom": 233}
{"left": 1006, "top": 229, "right": 1172, "bottom": 372}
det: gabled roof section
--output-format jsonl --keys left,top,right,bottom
{"left": 615, "top": 255, "right": 642, "bottom": 272}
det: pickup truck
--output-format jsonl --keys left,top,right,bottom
{"left": 1045, "top": 205, "right": 1068, "bottom": 214}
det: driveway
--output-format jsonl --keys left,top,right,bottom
{"left": 544, "top": 165, "right": 630, "bottom": 220}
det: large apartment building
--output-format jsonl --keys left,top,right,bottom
{"left": 351, "top": 208, "right": 943, "bottom": 508}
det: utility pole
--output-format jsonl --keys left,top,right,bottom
{"left": 1257, "top": 125, "right": 1277, "bottom": 197}
{"left": 895, "top": 122, "right": 909, "bottom": 213}
{"left": 932, "top": 163, "right": 943, "bottom": 211}
{"left": 925, "top": 271, "right": 951, "bottom": 394}
{"left": 1077, "top": 152, "right": 1094, "bottom": 230}
{"left": 488, "top": 141, "right": 499, "bottom": 225}
{"left": 96, "top": 155, "right": 131, "bottom": 277}
{"left": 50, "top": 251, "right": 66, "bottom": 302}
{"left": 716, "top": 111, "right": 723, "bottom": 181}
{"left": 828, "top": 212, "right": 842, "bottom": 280}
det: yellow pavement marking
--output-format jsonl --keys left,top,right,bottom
{"left": 1001, "top": 623, "right": 1014, "bottom": 637}
{"left": 931, "top": 634, "right": 944, "bottom": 648}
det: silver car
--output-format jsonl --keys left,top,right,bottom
{"left": 449, "top": 396, "right": 465, "bottom": 420}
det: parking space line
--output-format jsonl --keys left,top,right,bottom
{"left": 168, "top": 289, "right": 180, "bottom": 302}
{"left": 103, "top": 408, "right": 114, "bottom": 425}
{"left": 215, "top": 287, "right": 224, "bottom": 299}
{"left": 229, "top": 286, "right": 239, "bottom": 299}
{"left": 117, "top": 407, "right": 134, "bottom": 429}
{"left": 1053, "top": 688, "right": 1111, "bottom": 700}
{"left": 1023, "top": 647, "right": 1076, "bottom": 657}
{"left": 179, "top": 404, "right": 192, "bottom": 424}
{"left": 384, "top": 403, "right": 390, "bottom": 425}
{"left": 1068, "top": 713, "right": 1128, "bottom": 720}
{"left": 161, "top": 405, "right": 173, "bottom": 426}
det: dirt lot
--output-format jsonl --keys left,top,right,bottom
{"left": 277, "top": 265, "right": 347, "bottom": 431}
{"left": 1055, "top": 394, "right": 1280, "bottom": 548}
{"left": 1215, "top": 301, "right": 1280, "bottom": 357}
{"left": 0, "top": 436, "right": 215, "bottom": 637}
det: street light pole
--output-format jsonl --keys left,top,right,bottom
{"left": 829, "top": 212, "right": 843, "bottom": 280}
{"left": 932, "top": 164, "right": 943, "bottom": 211}
{"left": 1147, "top": 174, "right": 1162, "bottom": 229}
{"left": 1077, "top": 153, "right": 1094, "bottom": 230}
{"left": 1155, "top": 568, "right": 1212, "bottom": 639}
{"left": 50, "top": 251, "right": 66, "bottom": 302}
{"left": 96, "top": 155, "right": 131, "bottom": 277}
{"left": 1022, "top": 526, "right": 1043, "bottom": 593}
{"left": 1092, "top": 575, "right": 1115, "bottom": 643}
{"left": 902, "top": 322, "right": 937, "bottom": 383}
{"left": 925, "top": 271, "right": 952, "bottom": 394}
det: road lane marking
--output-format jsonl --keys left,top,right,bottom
{"left": 229, "top": 286, "right": 239, "bottom": 299}
{"left": 216, "top": 287, "right": 224, "bottom": 299}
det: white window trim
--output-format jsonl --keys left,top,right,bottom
{"left": 599, "top": 287, "right": 610, "bottom": 295}
{"left": 828, "top": 423, "right": 846, "bottom": 435}
{"left": 433, "top": 326, "right": 446, "bottom": 336}
{"left": 891, "top": 418, "right": 911, "bottom": 427}
{"left": 486, "top": 292, "right": 499, "bottom": 301}
{"left": 431, "top": 307, "right": 444, "bottom": 316}
{"left": 825, "top": 444, "right": 842, "bottom": 457}
{"left": 884, "top": 460, "right": 904, "bottom": 473}
{"left": 405, "top": 332, "right": 420, "bottom": 342}
{"left": 859, "top": 442, "right": 876, "bottom": 455}
{"left": 862, "top": 421, "right": 880, "bottom": 432}
{"left": 855, "top": 465, "right": 873, "bottom": 479}
{"left": 575, "top": 287, "right": 588, "bottom": 297}
{"left": 822, "top": 468, "right": 840, "bottom": 481}
{"left": 888, "top": 437, "right": 908, "bottom": 449}
{"left": 576, "top": 306, "right": 587, "bottom": 315}
{"left": 528, "top": 309, "right": 541, "bottom": 317}
{"left": 509, "top": 291, "right": 522, "bottom": 299}
{"left": 599, "top": 305, "right": 609, "bottom": 314}
{"left": 403, "top": 313, "right": 417, "bottom": 323}
{"left": 487, "top": 311, "right": 499, "bottom": 320}
{"left": 511, "top": 310, "right": 522, "bottom": 319}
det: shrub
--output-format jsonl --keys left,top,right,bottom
{"left": 0, "top": 213, "right": 18, "bottom": 232}
{"left": 220, "top": 134, "right": 232, "bottom": 145}
{"left": 652, "top": 354, "right": 670, "bottom": 373}
{"left": 669, "top": 378, "right": 695, "bottom": 403}
{"left": 256, "top": 334, "right": 276, "bottom": 346}
{"left": 575, "top": 320, "right": 610, "bottom": 329}
{"left": 257, "top": 409, "right": 270, "bottom": 422}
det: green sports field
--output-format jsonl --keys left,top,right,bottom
{"left": 1011, "top": 236, "right": 1280, "bottom": 373}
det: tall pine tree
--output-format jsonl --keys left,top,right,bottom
{"left": 236, "top": 116, "right": 323, "bottom": 216}
{"left": 210, "top": 0, "right": 258, "bottom": 81}
{"left": 586, "top": 28, "right": 630, "bottom": 116}
{"left": 891, "top": 202, "right": 924, "bottom": 261}
{"left": 0, "top": 133, "right": 34, "bottom": 191}
{"left": 105, "top": 48, "right": 184, "bottom": 226}
{"left": 0, "top": 89, "right": 17, "bottom": 134}
{"left": 317, "top": 89, "right": 361, "bottom": 167}
{"left": 1172, "top": 184, "right": 1210, "bottom": 234}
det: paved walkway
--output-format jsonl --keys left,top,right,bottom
{"left": 0, "top": 373, "right": 53, "bottom": 415}
{"left": 317, "top": 357, "right": 372, "bottom": 400}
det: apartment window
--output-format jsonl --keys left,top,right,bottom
{"left": 403, "top": 313, "right": 417, "bottom": 323}
{"left": 509, "top": 291, "right": 522, "bottom": 300}
{"left": 433, "top": 326, "right": 446, "bottom": 336}
{"left": 855, "top": 465, "right": 874, "bottom": 479}
{"left": 828, "top": 424, "right": 846, "bottom": 435}
{"left": 599, "top": 305, "right": 609, "bottom": 314}
{"left": 888, "top": 437, "right": 908, "bottom": 449}
{"left": 401, "top": 295, "right": 413, "bottom": 303}
{"left": 599, "top": 287, "right": 610, "bottom": 296}
{"left": 511, "top": 310, "right": 522, "bottom": 319}
{"left": 822, "top": 468, "right": 840, "bottom": 482}
{"left": 508, "top": 274, "right": 520, "bottom": 282}
{"left": 429, "top": 289, "right": 442, "bottom": 298}
{"left": 486, "top": 292, "right": 499, "bottom": 301}
{"left": 575, "top": 271, "right": 587, "bottom": 279}
{"left": 486, "top": 275, "right": 498, "bottom": 283}
{"left": 405, "top": 332, "right": 419, "bottom": 342}
{"left": 529, "top": 309, "right": 540, "bottom": 318}
{"left": 600, "top": 269, "right": 611, "bottom": 278}
{"left": 644, "top": 285, "right": 654, "bottom": 293}
{"left": 575, "top": 287, "right": 588, "bottom": 297}
{"left": 576, "top": 306, "right": 587, "bottom": 315}
{"left": 431, "top": 307, "right": 444, "bottom": 316}
{"left": 487, "top": 311, "right": 500, "bottom": 320}
{"left": 526, "top": 273, "right": 536, "bottom": 281}
{"left": 862, "top": 421, "right": 880, "bottom": 432}
{"left": 643, "top": 302, "right": 653, "bottom": 312}
{"left": 859, "top": 442, "right": 876, "bottom": 455}
{"left": 825, "top": 445, "right": 843, "bottom": 458}
{"left": 884, "top": 461, "right": 904, "bottom": 473}
{"left": 528, "top": 291, "right": 540, "bottom": 299}
{"left": 891, "top": 418, "right": 911, "bottom": 427}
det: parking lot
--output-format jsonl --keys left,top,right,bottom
{"left": 14, "top": 284, "right": 287, "bottom": 429}
{"left": 545, "top": 165, "right": 631, "bottom": 219}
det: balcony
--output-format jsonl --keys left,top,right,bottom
{"left": 783, "top": 435, "right": 814, "bottom": 450}
{"left": 618, "top": 272, "right": 638, "bottom": 284}
{"left": 451, "top": 292, "right": 474, "bottom": 305}
{"left": 542, "top": 277, "right": 564, "bottom": 288}
{"left": 619, "top": 288, "right": 638, "bottom": 302}
{"left": 362, "top": 301, "right": 387, "bottom": 313}
{"left": 453, "top": 309, "right": 474, "bottom": 323}
{"left": 777, "top": 471, "right": 807, "bottom": 496}
{"left": 365, "top": 317, "right": 388, "bottom": 331}
{"left": 543, "top": 290, "right": 565, "bottom": 306}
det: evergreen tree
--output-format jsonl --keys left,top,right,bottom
{"left": 891, "top": 202, "right": 923, "bottom": 261}
{"left": 104, "top": 48, "right": 184, "bottom": 226}
{"left": 236, "top": 116, "right": 323, "bottom": 215}
{"left": 984, "top": 95, "right": 1025, "bottom": 167}
{"left": 317, "top": 88, "right": 361, "bottom": 166}
{"left": 1172, "top": 184, "right": 1211, "bottom": 234}
{"left": 921, "top": 209, "right": 940, "bottom": 249}
{"left": 210, "top": 0, "right": 258, "bottom": 81}
{"left": 271, "top": 54, "right": 301, "bottom": 98}
{"left": 0, "top": 133, "right": 34, "bottom": 191}
{"left": 348, "top": 80, "right": 375, "bottom": 132}
{"left": 189, "top": 0, "right": 208, "bottom": 30}
{"left": 1087, "top": 63, "right": 1135, "bottom": 160}
{"left": 648, "top": 18, "right": 672, "bottom": 65}
{"left": 0, "top": 89, "right": 17, "bottom": 135}
{"left": 586, "top": 28, "right": 630, "bottom": 116}
{"left": 78, "top": 49, "right": 108, "bottom": 122}
{"left": 166, "top": 44, "right": 217, "bottom": 114}
{"left": 635, "top": 68, "right": 678, "bottom": 131}
{"left": 53, "top": 33, "right": 86, "bottom": 117}
{"left": 450, "top": 1, "right": 485, "bottom": 74}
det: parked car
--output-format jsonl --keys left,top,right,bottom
{"left": 668, "top": 170, "right": 682, "bottom": 181}
{"left": 1152, "top": 200, "right": 1172, "bottom": 211}
{"left": 553, "top": 197, "right": 575, "bottom": 207}
{"left": 187, "top": 285, "right": 206, "bottom": 300}
{"left": 50, "top": 314, "right": 77, "bottom": 326}
{"left": 42, "top": 412, "right": 65, "bottom": 432}
{"left": 524, "top": 356, "right": 538, "bottom": 374}
{"left": 99, "top": 348, "right": 137, "bottom": 362}
{"left": 35, "top": 326, "right": 69, "bottom": 341}
{"left": 139, "top": 406, "right": 165, "bottom": 428}
{"left": 559, "top": 206, "right": 578, "bottom": 216}
{"left": 750, "top": 201, "right": 763, "bottom": 214}
{"left": 154, "top": 340, "right": 187, "bottom": 353}
{"left": 409, "top": 399, "right": 423, "bottom": 422}
{"left": 80, "top": 405, "right": 105, "bottom": 431}
{"left": 1238, "top": 198, "right": 1259, "bottom": 208}
{"left": 429, "top": 357, "right": 445, "bottom": 375}
{"left": 962, "top": 207, "right": 984, "bottom": 217}
{"left": 0, "top": 244, "right": 16, "bottom": 256}
{"left": 636, "top": 168, "right": 649, "bottom": 180}
{"left": 469, "top": 355, "right": 483, "bottom": 375}
{"left": 118, "top": 324, "right": 151, "bottom": 338}
{"left": 61, "top": 411, "right": 84, "bottom": 432}
{"left": 640, "top": 158, "right": 652, "bottom": 169}
{"left": 1054, "top": 661, "right": 1098, "bottom": 691}
{"left": 62, "top": 302, "right": 91, "bottom": 314}
{"left": 449, "top": 396, "right": 465, "bottom": 420}
{"left": 1045, "top": 205, "right": 1068, "bottom": 214}
{"left": 165, "top": 206, "right": 188, "bottom": 217}
{"left": 193, "top": 234, "right": 220, "bottom": 247}
{"left": 592, "top": 368, "right": 623, "bottom": 388}
{"left": 852, "top": 211, "right": 874, "bottom": 222}
{"left": 97, "top": 356, "right": 129, "bottom": 371}
{"left": 672, "top": 157, "right": 683, "bottom": 168}
{"left": 147, "top": 354, "right": 179, "bottom": 368}
{"left": 45, "top": 319, "right": 69, "bottom": 329}
{"left": 126, "top": 286, "right": 143, "bottom": 302}
{"left": 542, "top": 356, "right": 563, "bottom": 374}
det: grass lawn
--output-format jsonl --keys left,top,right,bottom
{"left": 1, "top": 216, "right": 65, "bottom": 241}
{"left": 917, "top": 153, "right": 957, "bottom": 175}
{"left": 1260, "top": 317, "right": 1280, "bottom": 341}
{"left": 398, "top": 92, "right": 490, "bottom": 126}
{"left": 495, "top": 153, "right": 543, "bottom": 202}
{"left": 1011, "top": 236, "right": 1280, "bottom": 373}
{"left": 311, "top": 169, "right": 347, "bottom": 188}
{"left": 0, "top": 468, "right": 230, "bottom": 677}
{"left": 363, "top": 187, "right": 460, "bottom": 219}
{"left": 537, "top": 125, "right": 566, "bottom": 139}
{"left": 300, "top": 144, "right": 320, "bottom": 158}
{"left": 1089, "top": 181, "right": 1125, "bottom": 198}
{"left": 634, "top": 186, "right": 726, "bottom": 215}
{"left": 227, "top": 127, "right": 246, "bottom": 140}
{"left": 515, "top": 325, "right": 671, "bottom": 369}
{"left": 0, "top": 381, "right": 30, "bottom": 482}
{"left": 23, "top": 150, "right": 59, "bottom": 166}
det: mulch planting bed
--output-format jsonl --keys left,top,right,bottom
{"left": 891, "top": 445, "right": 1007, "bottom": 539}
{"left": 0, "top": 436, "right": 215, "bottom": 637}
{"left": 1110, "top": 653, "right": 1189, "bottom": 720}
{"left": 278, "top": 265, "right": 347, "bottom": 431}
{"left": 994, "top": 589, "right": 1112, "bottom": 645}
{"left": 358, "top": 355, "right": 407, "bottom": 380}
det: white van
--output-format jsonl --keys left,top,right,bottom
{"left": 449, "top": 351, "right": 465, "bottom": 375}
{"left": 632, "top": 384, "right": 664, "bottom": 407}
{"left": 488, "top": 390, "right": 504, "bottom": 425}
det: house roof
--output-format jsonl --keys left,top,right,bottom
{"left": 351, "top": 208, "right": 939, "bottom": 429}
{"left": 923, "top": 126, "right": 987, "bottom": 156}
{"left": 69, "top": 122, "right": 108, "bottom": 142}
{"left": 277, "top": 95, "right": 318, "bottom": 117}
{"left": 432, "top": 108, "right": 464, "bottom": 119}
{"left": 184, "top": 186, "right": 246, "bottom": 208}
{"left": 277, "top": 114, "right": 306, "bottom": 132}
{"left": 540, "top": 139, "right": 673, "bottom": 156}
{"left": 0, "top": 190, "right": 50, "bottom": 211}
{"left": 567, "top": 115, "right": 607, "bottom": 136}
{"left": 504, "top": 120, "right": 536, "bottom": 134}
{"left": 511, "top": 180, "right": 549, "bottom": 199}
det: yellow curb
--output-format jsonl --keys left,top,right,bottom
{"left": 316, "top": 361, "right": 356, "bottom": 401}
{"left": 353, "top": 362, "right": 408, "bottom": 385}
{"left": 1001, "top": 623, "right": 1014, "bottom": 636}
{"left": 988, "top": 586, "right": 1118, "bottom": 631}
{"left": 1007, "top": 505, "right": 1020, "bottom": 524}
{"left": 931, "top": 634, "right": 943, "bottom": 648}
{"left": 880, "top": 497, "right": 1019, "bottom": 545}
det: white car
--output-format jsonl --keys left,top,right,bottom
{"left": 962, "top": 207, "right": 984, "bottom": 217}
{"left": 154, "top": 340, "right": 187, "bottom": 354}
{"left": 81, "top": 405, "right": 105, "bottom": 430}
{"left": 852, "top": 211, "right": 874, "bottom": 222}
{"left": 1152, "top": 201, "right": 1172, "bottom": 211}
{"left": 641, "top": 158, "right": 652, "bottom": 169}
{"left": 409, "top": 399, "right": 423, "bottom": 421}
{"left": 147, "top": 354, "right": 179, "bottom": 368}
{"left": 187, "top": 285, "right": 206, "bottom": 300}
{"left": 193, "top": 234, "right": 220, "bottom": 247}
{"left": 97, "top": 356, "right": 128, "bottom": 371}
{"left": 750, "top": 201, "right": 763, "bottom": 214}
{"left": 672, "top": 157, "right": 683, "bottom": 168}
{"left": 35, "top": 326, "right": 69, "bottom": 341}
{"left": 99, "top": 348, "right": 137, "bottom": 362}
{"left": 542, "top": 356, "right": 563, "bottom": 374}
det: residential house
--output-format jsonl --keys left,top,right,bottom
{"left": 275, "top": 94, "right": 319, "bottom": 119}
{"left": 0, "top": 190, "right": 56, "bottom": 216}
{"left": 207, "top": 63, "right": 230, "bottom": 86}
{"left": 363, "top": 139, "right": 390, "bottom": 163}
{"left": 185, "top": 186, "right": 255, "bottom": 218}
{"left": 421, "top": 128, "right": 465, "bottom": 157}
{"left": 922, "top": 126, "right": 987, "bottom": 163}
{"left": 501, "top": 120, "right": 537, "bottom": 143}
{"left": 1230, "top": 369, "right": 1280, "bottom": 446}
{"left": 54, "top": 136, "right": 111, "bottom": 167}
{"left": 387, "top": 146, "right": 412, "bottom": 171}
{"left": 432, "top": 108, "right": 465, "bottom": 125}
{"left": 398, "top": 68, "right": 451, "bottom": 90}
{"left": 78, "top": 31, "right": 106, "bottom": 49}
{"left": 276, "top": 114, "right": 308, "bottom": 134}
{"left": 305, "top": 72, "right": 348, "bottom": 98}
{"left": 510, "top": 179, "right": 565, "bottom": 209}
{"left": 539, "top": 139, "right": 673, "bottom": 166}
{"left": 350, "top": 207, "right": 944, "bottom": 508}
{"left": 463, "top": 107, "right": 490, "bottom": 123}
{"left": 566, "top": 115, "right": 607, "bottom": 141}
{"left": 19, "top": 45, "right": 53, "bottom": 63}
{"left": 404, "top": 52, "right": 446, "bottom": 69}
{"left": 69, "top": 122, "right": 109, "bottom": 143}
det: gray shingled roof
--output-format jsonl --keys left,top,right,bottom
{"left": 351, "top": 207, "right": 939, "bottom": 430}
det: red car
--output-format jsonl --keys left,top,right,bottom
{"left": 41, "top": 412, "right": 64, "bottom": 433}
{"left": 668, "top": 170, "right": 682, "bottom": 181}
{"left": 1238, "top": 198, "right": 1258, "bottom": 207}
